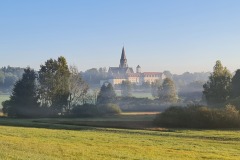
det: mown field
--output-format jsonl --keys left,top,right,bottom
{"left": 0, "top": 113, "right": 240, "bottom": 160}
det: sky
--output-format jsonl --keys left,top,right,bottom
{"left": 0, "top": 0, "right": 240, "bottom": 74}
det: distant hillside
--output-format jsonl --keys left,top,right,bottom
{"left": 0, "top": 66, "right": 25, "bottom": 94}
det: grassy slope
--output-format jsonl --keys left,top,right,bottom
{"left": 0, "top": 123, "right": 239, "bottom": 159}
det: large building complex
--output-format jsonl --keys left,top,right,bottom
{"left": 102, "top": 47, "right": 164, "bottom": 86}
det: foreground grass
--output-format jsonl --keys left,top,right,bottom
{"left": 0, "top": 113, "right": 239, "bottom": 159}
{"left": 0, "top": 124, "right": 239, "bottom": 159}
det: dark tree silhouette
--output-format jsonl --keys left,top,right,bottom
{"left": 97, "top": 82, "right": 116, "bottom": 104}
{"left": 231, "top": 69, "right": 240, "bottom": 98}
{"left": 203, "top": 60, "right": 232, "bottom": 105}
{"left": 2, "top": 67, "right": 39, "bottom": 117}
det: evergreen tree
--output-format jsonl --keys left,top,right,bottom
{"left": 231, "top": 69, "right": 240, "bottom": 98}
{"left": 2, "top": 67, "right": 39, "bottom": 117}
{"left": 158, "top": 78, "right": 178, "bottom": 103}
{"left": 97, "top": 82, "right": 116, "bottom": 104}
{"left": 121, "top": 80, "right": 132, "bottom": 97}
{"left": 203, "top": 60, "right": 232, "bottom": 105}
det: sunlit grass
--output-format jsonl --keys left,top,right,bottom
{"left": 0, "top": 124, "right": 239, "bottom": 159}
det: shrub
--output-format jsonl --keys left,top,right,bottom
{"left": 98, "top": 103, "right": 121, "bottom": 115}
{"left": 225, "top": 97, "right": 240, "bottom": 110}
{"left": 71, "top": 104, "right": 99, "bottom": 117}
{"left": 154, "top": 105, "right": 240, "bottom": 128}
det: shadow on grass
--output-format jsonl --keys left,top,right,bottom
{"left": 0, "top": 113, "right": 160, "bottom": 131}
{"left": 0, "top": 117, "right": 98, "bottom": 131}
{"left": 1, "top": 116, "right": 239, "bottom": 142}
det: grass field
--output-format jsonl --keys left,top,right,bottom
{"left": 0, "top": 125, "right": 239, "bottom": 159}
{"left": 0, "top": 113, "right": 240, "bottom": 160}
{"left": 115, "top": 90, "right": 153, "bottom": 99}
{"left": 0, "top": 94, "right": 9, "bottom": 109}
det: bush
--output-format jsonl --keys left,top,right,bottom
{"left": 98, "top": 103, "right": 121, "bottom": 115}
{"left": 154, "top": 105, "right": 240, "bottom": 128}
{"left": 225, "top": 97, "right": 240, "bottom": 110}
{"left": 71, "top": 104, "right": 99, "bottom": 117}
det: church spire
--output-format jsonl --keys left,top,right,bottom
{"left": 119, "top": 46, "right": 128, "bottom": 68}
{"left": 121, "top": 46, "right": 126, "bottom": 60}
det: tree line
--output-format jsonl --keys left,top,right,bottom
{"left": 155, "top": 60, "right": 240, "bottom": 128}
{"left": 2, "top": 57, "right": 89, "bottom": 117}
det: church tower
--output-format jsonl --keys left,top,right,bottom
{"left": 119, "top": 46, "right": 128, "bottom": 68}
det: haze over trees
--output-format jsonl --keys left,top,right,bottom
{"left": 0, "top": 66, "right": 24, "bottom": 93}
{"left": 68, "top": 65, "right": 89, "bottom": 110}
{"left": 82, "top": 67, "right": 108, "bottom": 86}
{"left": 2, "top": 57, "right": 91, "bottom": 117}
{"left": 155, "top": 60, "right": 240, "bottom": 128}
{"left": 151, "top": 79, "right": 162, "bottom": 98}
{"left": 158, "top": 78, "right": 178, "bottom": 103}
{"left": 97, "top": 82, "right": 116, "bottom": 105}
{"left": 1, "top": 56, "right": 240, "bottom": 128}
{"left": 121, "top": 80, "right": 132, "bottom": 97}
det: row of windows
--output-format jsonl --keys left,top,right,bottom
{"left": 144, "top": 75, "right": 161, "bottom": 77}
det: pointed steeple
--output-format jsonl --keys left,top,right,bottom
{"left": 121, "top": 46, "right": 126, "bottom": 60}
{"left": 119, "top": 46, "right": 128, "bottom": 68}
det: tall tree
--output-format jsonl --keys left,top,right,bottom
{"left": 121, "top": 80, "right": 132, "bottom": 97}
{"left": 2, "top": 68, "right": 39, "bottom": 117}
{"left": 158, "top": 78, "right": 178, "bottom": 103}
{"left": 38, "top": 56, "right": 70, "bottom": 113}
{"left": 231, "top": 69, "right": 240, "bottom": 98}
{"left": 97, "top": 82, "right": 116, "bottom": 104}
{"left": 203, "top": 60, "right": 232, "bottom": 105}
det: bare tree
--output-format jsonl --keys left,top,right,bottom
{"left": 68, "top": 65, "right": 89, "bottom": 111}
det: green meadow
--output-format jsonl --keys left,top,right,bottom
{"left": 0, "top": 114, "right": 239, "bottom": 160}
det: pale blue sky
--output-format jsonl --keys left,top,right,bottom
{"left": 0, "top": 0, "right": 240, "bottom": 74}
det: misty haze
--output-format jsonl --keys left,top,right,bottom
{"left": 0, "top": 1, "right": 240, "bottom": 160}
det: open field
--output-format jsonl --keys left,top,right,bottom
{"left": 115, "top": 90, "right": 153, "bottom": 99}
{"left": 0, "top": 94, "right": 9, "bottom": 109}
{"left": 0, "top": 125, "right": 239, "bottom": 159}
{"left": 0, "top": 113, "right": 240, "bottom": 160}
